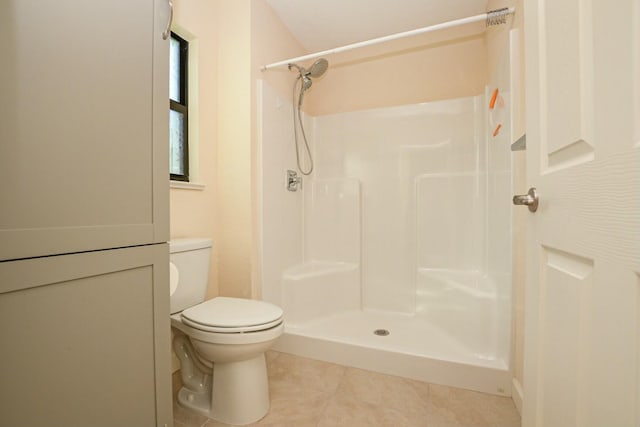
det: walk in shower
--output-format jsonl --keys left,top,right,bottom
{"left": 259, "top": 26, "right": 517, "bottom": 396}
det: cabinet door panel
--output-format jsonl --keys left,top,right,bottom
{"left": 0, "top": 0, "right": 169, "bottom": 260}
{"left": 0, "top": 244, "right": 172, "bottom": 427}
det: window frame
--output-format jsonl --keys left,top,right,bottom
{"left": 169, "top": 31, "right": 189, "bottom": 182}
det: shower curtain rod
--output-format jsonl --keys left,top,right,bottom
{"left": 261, "top": 7, "right": 515, "bottom": 71}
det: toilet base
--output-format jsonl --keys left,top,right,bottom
{"left": 177, "top": 385, "right": 211, "bottom": 417}
{"left": 211, "top": 354, "right": 270, "bottom": 425}
{"left": 176, "top": 353, "right": 270, "bottom": 426}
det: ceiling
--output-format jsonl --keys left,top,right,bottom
{"left": 265, "top": 0, "right": 489, "bottom": 53}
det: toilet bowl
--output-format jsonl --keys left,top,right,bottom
{"left": 169, "top": 239, "right": 284, "bottom": 425}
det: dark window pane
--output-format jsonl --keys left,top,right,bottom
{"left": 169, "top": 36, "right": 181, "bottom": 102}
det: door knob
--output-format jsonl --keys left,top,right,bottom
{"left": 513, "top": 187, "right": 539, "bottom": 212}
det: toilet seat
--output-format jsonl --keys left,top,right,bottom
{"left": 181, "top": 297, "right": 283, "bottom": 334}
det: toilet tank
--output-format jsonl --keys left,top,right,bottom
{"left": 169, "top": 238, "right": 213, "bottom": 314}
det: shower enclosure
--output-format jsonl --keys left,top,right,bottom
{"left": 259, "top": 32, "right": 516, "bottom": 396}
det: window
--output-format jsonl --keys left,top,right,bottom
{"left": 169, "top": 32, "right": 189, "bottom": 181}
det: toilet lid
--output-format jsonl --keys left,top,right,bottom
{"left": 181, "top": 297, "right": 283, "bottom": 333}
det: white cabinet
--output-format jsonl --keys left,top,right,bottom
{"left": 0, "top": 245, "right": 172, "bottom": 427}
{"left": 0, "top": 0, "right": 169, "bottom": 261}
{"left": 0, "top": 1, "right": 173, "bottom": 426}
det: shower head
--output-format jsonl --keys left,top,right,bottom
{"left": 307, "top": 58, "right": 328, "bottom": 78}
{"left": 289, "top": 58, "right": 329, "bottom": 97}
{"left": 288, "top": 58, "right": 329, "bottom": 79}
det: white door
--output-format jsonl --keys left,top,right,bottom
{"left": 523, "top": 1, "right": 640, "bottom": 426}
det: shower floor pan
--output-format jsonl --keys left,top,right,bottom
{"left": 273, "top": 309, "right": 511, "bottom": 396}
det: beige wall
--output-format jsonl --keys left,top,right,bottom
{"left": 306, "top": 30, "right": 488, "bottom": 116}
{"left": 216, "top": 0, "right": 253, "bottom": 298}
{"left": 251, "top": 0, "right": 307, "bottom": 103}
{"left": 486, "top": 0, "right": 526, "bottom": 409}
{"left": 170, "top": 0, "right": 219, "bottom": 299}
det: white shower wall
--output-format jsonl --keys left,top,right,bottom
{"left": 258, "top": 81, "right": 304, "bottom": 306}
{"left": 312, "top": 97, "right": 487, "bottom": 314}
{"left": 259, "top": 79, "right": 511, "bottom": 317}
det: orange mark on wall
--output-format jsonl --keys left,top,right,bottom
{"left": 489, "top": 88, "right": 499, "bottom": 110}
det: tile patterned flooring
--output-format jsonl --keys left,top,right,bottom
{"left": 173, "top": 351, "right": 521, "bottom": 427}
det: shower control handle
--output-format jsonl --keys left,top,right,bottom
{"left": 286, "top": 170, "right": 302, "bottom": 192}
{"left": 513, "top": 187, "right": 539, "bottom": 212}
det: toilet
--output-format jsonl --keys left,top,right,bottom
{"left": 169, "top": 238, "right": 284, "bottom": 425}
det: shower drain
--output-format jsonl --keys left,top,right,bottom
{"left": 373, "top": 329, "right": 390, "bottom": 336}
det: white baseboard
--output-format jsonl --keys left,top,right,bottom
{"left": 512, "top": 377, "right": 523, "bottom": 416}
